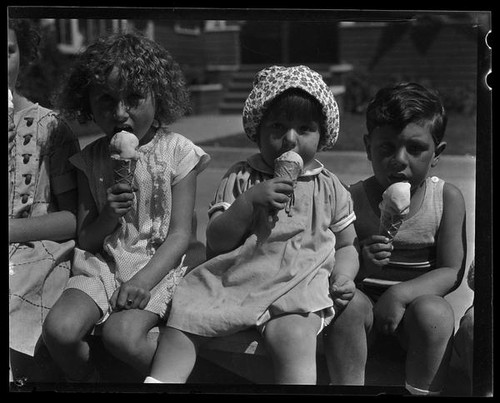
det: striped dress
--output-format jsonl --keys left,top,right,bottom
{"left": 349, "top": 176, "right": 444, "bottom": 301}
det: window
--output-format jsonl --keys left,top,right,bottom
{"left": 205, "top": 20, "right": 241, "bottom": 32}
{"left": 174, "top": 20, "right": 202, "bottom": 35}
{"left": 54, "top": 19, "right": 127, "bottom": 54}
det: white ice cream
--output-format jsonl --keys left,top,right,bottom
{"left": 379, "top": 181, "right": 411, "bottom": 217}
{"left": 109, "top": 130, "right": 139, "bottom": 160}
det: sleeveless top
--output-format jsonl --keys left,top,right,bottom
{"left": 349, "top": 176, "right": 444, "bottom": 294}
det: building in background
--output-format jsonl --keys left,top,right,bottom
{"left": 24, "top": 14, "right": 483, "bottom": 116}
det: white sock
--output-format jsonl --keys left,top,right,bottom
{"left": 405, "top": 382, "right": 441, "bottom": 396}
{"left": 144, "top": 376, "right": 163, "bottom": 383}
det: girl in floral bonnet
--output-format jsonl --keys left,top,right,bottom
{"left": 147, "top": 65, "right": 359, "bottom": 384}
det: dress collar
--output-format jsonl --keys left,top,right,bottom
{"left": 246, "top": 153, "right": 324, "bottom": 177}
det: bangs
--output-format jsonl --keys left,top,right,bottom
{"left": 267, "top": 89, "right": 324, "bottom": 123}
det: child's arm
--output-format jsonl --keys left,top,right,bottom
{"left": 9, "top": 131, "right": 80, "bottom": 243}
{"left": 374, "top": 183, "right": 466, "bottom": 334}
{"left": 110, "top": 170, "right": 197, "bottom": 310}
{"left": 75, "top": 169, "right": 134, "bottom": 252}
{"left": 329, "top": 223, "right": 360, "bottom": 310}
{"left": 9, "top": 209, "right": 77, "bottom": 243}
{"left": 206, "top": 177, "right": 293, "bottom": 255}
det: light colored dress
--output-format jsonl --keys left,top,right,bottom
{"left": 167, "top": 153, "right": 355, "bottom": 337}
{"left": 67, "top": 128, "right": 210, "bottom": 323}
{"left": 9, "top": 103, "right": 80, "bottom": 356}
{"left": 349, "top": 176, "right": 444, "bottom": 300}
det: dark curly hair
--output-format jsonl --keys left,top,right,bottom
{"left": 52, "top": 31, "right": 191, "bottom": 124}
{"left": 366, "top": 82, "right": 447, "bottom": 145}
{"left": 9, "top": 18, "right": 41, "bottom": 70}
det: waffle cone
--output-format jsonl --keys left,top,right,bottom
{"left": 274, "top": 160, "right": 302, "bottom": 184}
{"left": 379, "top": 211, "right": 404, "bottom": 241}
{"left": 112, "top": 158, "right": 137, "bottom": 186}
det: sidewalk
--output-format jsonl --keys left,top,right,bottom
{"left": 76, "top": 113, "right": 244, "bottom": 149}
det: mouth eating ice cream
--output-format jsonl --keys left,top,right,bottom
{"left": 378, "top": 181, "right": 411, "bottom": 241}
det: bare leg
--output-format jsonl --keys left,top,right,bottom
{"left": 148, "top": 327, "right": 204, "bottom": 383}
{"left": 101, "top": 309, "right": 160, "bottom": 376}
{"left": 263, "top": 312, "right": 322, "bottom": 384}
{"left": 323, "top": 289, "right": 373, "bottom": 385}
{"left": 401, "top": 295, "right": 455, "bottom": 393}
{"left": 452, "top": 306, "right": 474, "bottom": 384}
{"left": 42, "top": 289, "right": 101, "bottom": 381}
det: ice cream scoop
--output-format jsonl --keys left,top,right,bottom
{"left": 378, "top": 181, "right": 411, "bottom": 241}
{"left": 109, "top": 130, "right": 139, "bottom": 160}
{"left": 274, "top": 151, "right": 303, "bottom": 216}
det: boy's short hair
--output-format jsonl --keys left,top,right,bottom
{"left": 366, "top": 82, "right": 447, "bottom": 145}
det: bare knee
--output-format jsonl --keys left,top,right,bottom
{"left": 405, "top": 295, "right": 455, "bottom": 340}
{"left": 329, "top": 289, "right": 373, "bottom": 333}
{"left": 264, "top": 313, "right": 319, "bottom": 357}
{"left": 101, "top": 312, "right": 152, "bottom": 354}
{"left": 42, "top": 309, "right": 88, "bottom": 348}
{"left": 42, "top": 289, "right": 100, "bottom": 349}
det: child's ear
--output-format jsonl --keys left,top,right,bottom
{"left": 363, "top": 134, "right": 372, "bottom": 161}
{"left": 431, "top": 141, "right": 447, "bottom": 167}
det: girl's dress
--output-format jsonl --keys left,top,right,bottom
{"left": 67, "top": 128, "right": 210, "bottom": 323}
{"left": 349, "top": 176, "right": 444, "bottom": 301}
{"left": 167, "top": 153, "right": 355, "bottom": 336}
{"left": 9, "top": 103, "right": 80, "bottom": 356}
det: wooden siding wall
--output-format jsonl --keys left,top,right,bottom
{"left": 154, "top": 23, "right": 240, "bottom": 67}
{"left": 204, "top": 30, "right": 240, "bottom": 66}
{"left": 339, "top": 24, "right": 478, "bottom": 95}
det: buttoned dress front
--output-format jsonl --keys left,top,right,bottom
{"left": 167, "top": 153, "right": 355, "bottom": 337}
{"left": 67, "top": 129, "right": 210, "bottom": 323}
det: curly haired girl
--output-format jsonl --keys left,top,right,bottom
{"left": 42, "top": 31, "right": 210, "bottom": 382}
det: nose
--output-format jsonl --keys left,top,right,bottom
{"left": 113, "top": 101, "right": 129, "bottom": 121}
{"left": 283, "top": 129, "right": 298, "bottom": 151}
{"left": 390, "top": 147, "right": 408, "bottom": 169}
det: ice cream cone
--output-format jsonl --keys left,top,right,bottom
{"left": 378, "top": 182, "right": 411, "bottom": 242}
{"left": 379, "top": 211, "right": 405, "bottom": 241}
{"left": 274, "top": 151, "right": 303, "bottom": 216}
{"left": 274, "top": 151, "right": 303, "bottom": 186}
{"left": 112, "top": 157, "right": 137, "bottom": 186}
{"left": 109, "top": 130, "right": 139, "bottom": 186}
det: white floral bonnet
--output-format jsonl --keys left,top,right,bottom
{"left": 242, "top": 65, "right": 340, "bottom": 151}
